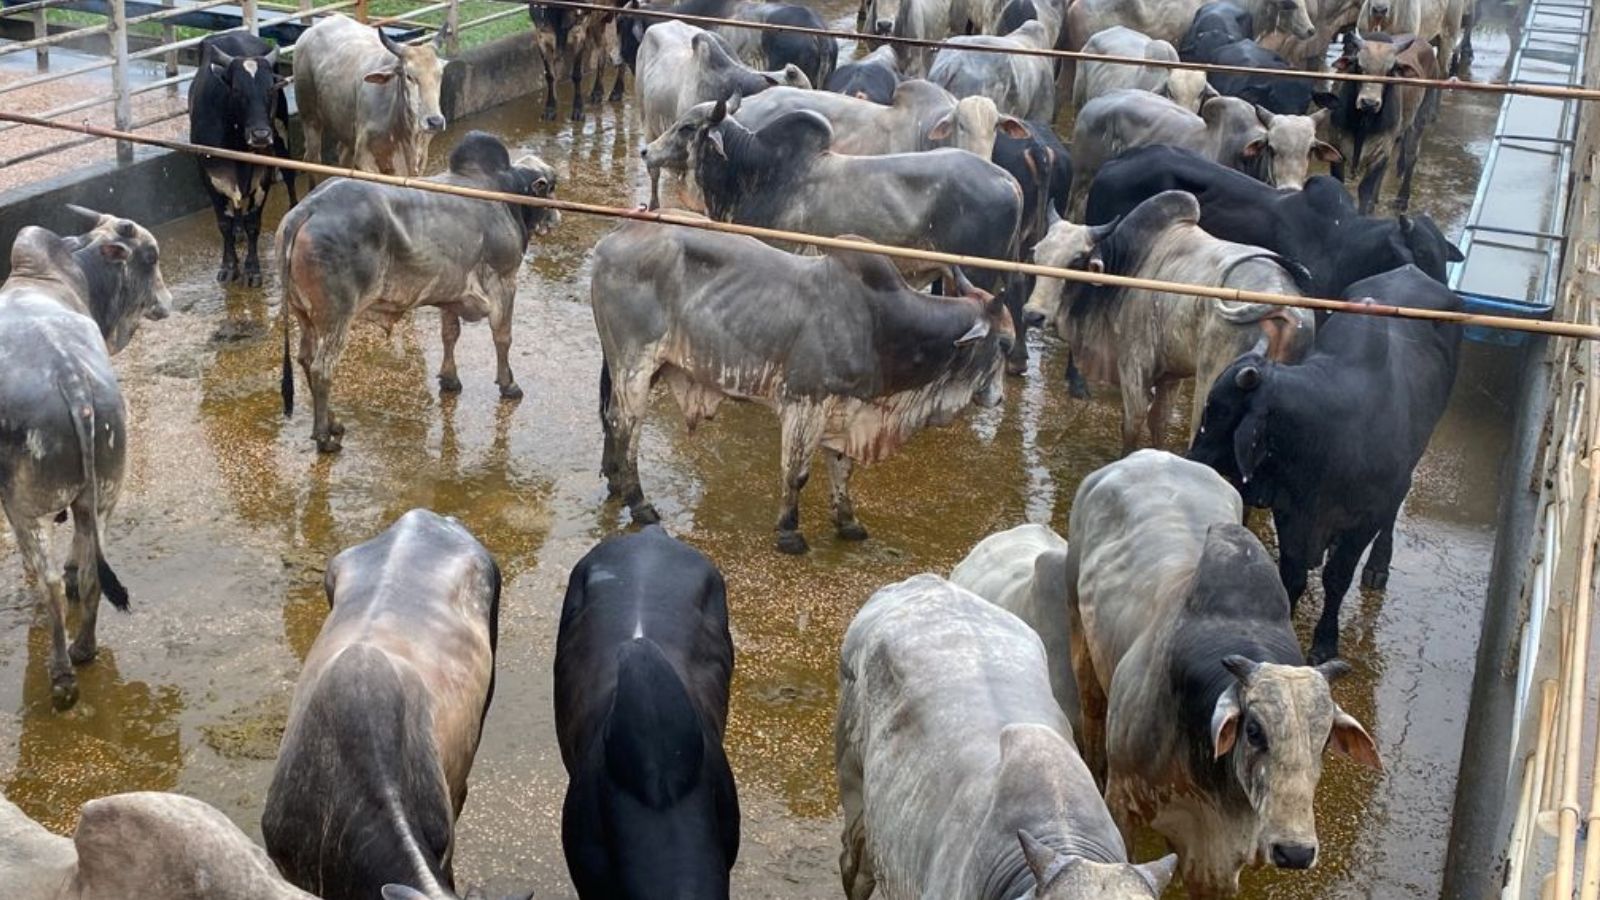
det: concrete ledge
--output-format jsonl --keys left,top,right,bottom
{"left": 0, "top": 29, "right": 541, "bottom": 280}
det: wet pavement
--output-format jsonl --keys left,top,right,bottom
{"left": 0, "top": 6, "right": 1528, "bottom": 898}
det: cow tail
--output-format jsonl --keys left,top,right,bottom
{"left": 59, "top": 381, "right": 129, "bottom": 612}
{"left": 598, "top": 352, "right": 613, "bottom": 426}
{"left": 281, "top": 304, "right": 294, "bottom": 418}
{"left": 278, "top": 216, "right": 297, "bottom": 418}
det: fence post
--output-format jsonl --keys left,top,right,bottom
{"left": 356, "top": 0, "right": 368, "bottom": 23}
{"left": 244, "top": 0, "right": 258, "bottom": 35}
{"left": 444, "top": 0, "right": 459, "bottom": 53}
{"left": 110, "top": 0, "right": 133, "bottom": 163}
{"left": 162, "top": 0, "right": 178, "bottom": 87}
{"left": 299, "top": 0, "right": 312, "bottom": 26}
{"left": 32, "top": 7, "right": 47, "bottom": 72}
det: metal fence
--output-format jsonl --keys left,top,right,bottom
{"left": 0, "top": 0, "right": 526, "bottom": 171}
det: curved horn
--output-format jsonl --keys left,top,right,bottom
{"left": 264, "top": 45, "right": 280, "bottom": 67}
{"left": 1234, "top": 365, "right": 1262, "bottom": 390}
{"left": 1087, "top": 215, "right": 1121, "bottom": 242}
{"left": 378, "top": 27, "right": 407, "bottom": 59}
{"left": 1254, "top": 104, "right": 1274, "bottom": 128}
{"left": 432, "top": 23, "right": 449, "bottom": 49}
{"left": 63, "top": 204, "right": 105, "bottom": 227}
{"left": 1221, "top": 654, "right": 1261, "bottom": 685}
{"left": 1344, "top": 30, "right": 1366, "bottom": 52}
{"left": 208, "top": 44, "right": 236, "bottom": 69}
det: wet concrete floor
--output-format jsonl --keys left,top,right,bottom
{"left": 0, "top": 6, "right": 1529, "bottom": 898}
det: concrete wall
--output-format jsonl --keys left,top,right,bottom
{"left": 0, "top": 28, "right": 541, "bottom": 280}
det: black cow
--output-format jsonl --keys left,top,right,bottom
{"left": 1086, "top": 145, "right": 1463, "bottom": 298}
{"left": 1187, "top": 264, "right": 1463, "bottom": 663}
{"left": 992, "top": 120, "right": 1070, "bottom": 334}
{"left": 556, "top": 526, "right": 739, "bottom": 898}
{"left": 1180, "top": 1, "right": 1315, "bottom": 114}
{"left": 1324, "top": 31, "right": 1439, "bottom": 213}
{"left": 824, "top": 44, "right": 900, "bottom": 103}
{"left": 188, "top": 33, "right": 296, "bottom": 286}
{"left": 620, "top": 0, "right": 835, "bottom": 86}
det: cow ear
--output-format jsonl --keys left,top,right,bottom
{"left": 209, "top": 61, "right": 228, "bottom": 81}
{"left": 1329, "top": 708, "right": 1383, "bottom": 771}
{"left": 1242, "top": 138, "right": 1267, "bottom": 159}
{"left": 1312, "top": 141, "right": 1342, "bottom": 163}
{"left": 364, "top": 69, "right": 397, "bottom": 84}
{"left": 1211, "top": 684, "right": 1242, "bottom": 758}
{"left": 955, "top": 317, "right": 989, "bottom": 346}
{"left": 99, "top": 242, "right": 130, "bottom": 263}
{"left": 1396, "top": 63, "right": 1421, "bottom": 80}
{"left": 998, "top": 116, "right": 1030, "bottom": 139}
{"left": 1137, "top": 854, "right": 1180, "bottom": 895}
{"left": 1018, "top": 830, "right": 1063, "bottom": 886}
{"left": 1234, "top": 404, "right": 1269, "bottom": 482}
{"left": 1447, "top": 240, "right": 1465, "bottom": 262}
{"left": 1085, "top": 252, "right": 1105, "bottom": 274}
{"left": 926, "top": 114, "right": 954, "bottom": 142}
{"left": 380, "top": 886, "right": 430, "bottom": 900}
{"left": 706, "top": 129, "right": 727, "bottom": 159}
{"left": 1331, "top": 56, "right": 1354, "bottom": 73}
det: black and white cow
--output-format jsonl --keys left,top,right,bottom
{"left": 1180, "top": 1, "right": 1316, "bottom": 114}
{"left": 1188, "top": 265, "right": 1463, "bottom": 663}
{"left": 592, "top": 222, "right": 1013, "bottom": 553}
{"left": 556, "top": 526, "right": 739, "bottom": 898}
{"left": 0, "top": 208, "right": 170, "bottom": 710}
{"left": 621, "top": 0, "right": 835, "bottom": 86}
{"left": 189, "top": 32, "right": 296, "bottom": 286}
{"left": 1323, "top": 31, "right": 1439, "bottom": 213}
{"left": 262, "top": 510, "right": 522, "bottom": 900}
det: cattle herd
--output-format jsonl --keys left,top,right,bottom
{"left": 0, "top": 0, "right": 1484, "bottom": 893}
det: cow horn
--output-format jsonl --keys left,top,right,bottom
{"left": 1254, "top": 104, "right": 1274, "bottom": 127}
{"left": 1222, "top": 654, "right": 1260, "bottom": 685}
{"left": 954, "top": 317, "right": 989, "bottom": 346}
{"left": 264, "top": 45, "right": 279, "bottom": 67}
{"left": 432, "top": 23, "right": 449, "bottom": 49}
{"left": 208, "top": 44, "right": 236, "bottom": 69}
{"left": 1234, "top": 365, "right": 1261, "bottom": 390}
{"left": 1315, "top": 659, "right": 1353, "bottom": 683}
{"left": 710, "top": 97, "right": 728, "bottom": 124}
{"left": 378, "top": 27, "right": 406, "bottom": 59}
{"left": 64, "top": 204, "right": 105, "bottom": 228}
{"left": 1087, "top": 215, "right": 1121, "bottom": 243}
{"left": 1344, "top": 31, "right": 1366, "bottom": 53}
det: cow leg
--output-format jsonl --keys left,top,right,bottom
{"left": 608, "top": 55, "right": 627, "bottom": 102}
{"left": 825, "top": 449, "right": 868, "bottom": 541}
{"left": 1004, "top": 273, "right": 1029, "bottom": 376}
{"left": 1311, "top": 528, "right": 1376, "bottom": 663}
{"left": 1118, "top": 370, "right": 1151, "bottom": 454}
{"left": 1273, "top": 509, "right": 1312, "bottom": 614}
{"left": 301, "top": 315, "right": 350, "bottom": 453}
{"left": 65, "top": 495, "right": 106, "bottom": 666}
{"left": 606, "top": 364, "right": 659, "bottom": 523}
{"left": 5, "top": 506, "right": 76, "bottom": 709}
{"left": 1458, "top": 5, "right": 1476, "bottom": 75}
{"left": 438, "top": 309, "right": 464, "bottom": 394}
{"left": 211, "top": 194, "right": 239, "bottom": 284}
{"left": 1147, "top": 379, "right": 1176, "bottom": 450}
{"left": 586, "top": 42, "right": 606, "bottom": 105}
{"left": 1071, "top": 608, "right": 1110, "bottom": 787}
{"left": 569, "top": 50, "right": 587, "bottom": 122}
{"left": 775, "top": 405, "right": 824, "bottom": 555}
{"left": 541, "top": 53, "right": 560, "bottom": 121}
{"left": 301, "top": 118, "right": 324, "bottom": 171}
{"left": 489, "top": 297, "right": 522, "bottom": 400}
{"left": 1357, "top": 160, "right": 1387, "bottom": 215}
{"left": 241, "top": 201, "right": 266, "bottom": 288}
{"left": 1361, "top": 503, "right": 1402, "bottom": 589}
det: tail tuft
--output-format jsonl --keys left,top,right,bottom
{"left": 281, "top": 309, "right": 295, "bottom": 418}
{"left": 97, "top": 555, "right": 129, "bottom": 612}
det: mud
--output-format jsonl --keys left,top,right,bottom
{"left": 0, "top": 6, "right": 1525, "bottom": 898}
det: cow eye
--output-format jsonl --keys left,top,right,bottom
{"left": 1246, "top": 718, "right": 1268, "bottom": 750}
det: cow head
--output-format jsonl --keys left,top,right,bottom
{"left": 1188, "top": 349, "right": 1274, "bottom": 487}
{"left": 1159, "top": 66, "right": 1213, "bottom": 113}
{"left": 1361, "top": 0, "right": 1393, "bottom": 31}
{"left": 1334, "top": 32, "right": 1418, "bottom": 114}
{"left": 1023, "top": 217, "right": 1118, "bottom": 335}
{"left": 1248, "top": 106, "right": 1343, "bottom": 188}
{"left": 448, "top": 131, "right": 561, "bottom": 239}
{"left": 923, "top": 96, "right": 1027, "bottom": 160}
{"left": 370, "top": 28, "right": 448, "bottom": 134}
{"left": 957, "top": 287, "right": 1014, "bottom": 409}
{"left": 204, "top": 42, "right": 284, "bottom": 150}
{"left": 1259, "top": 0, "right": 1316, "bottom": 39}
{"left": 1396, "top": 213, "right": 1465, "bottom": 282}
{"left": 1020, "top": 831, "right": 1178, "bottom": 898}
{"left": 11, "top": 207, "right": 173, "bottom": 353}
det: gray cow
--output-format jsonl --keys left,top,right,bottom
{"left": 262, "top": 510, "right": 518, "bottom": 900}
{"left": 277, "top": 132, "right": 559, "bottom": 453}
{"left": 637, "top": 20, "right": 810, "bottom": 141}
{"left": 1065, "top": 0, "right": 1315, "bottom": 49}
{"left": 592, "top": 221, "right": 1013, "bottom": 554}
{"left": 1024, "top": 191, "right": 1314, "bottom": 452}
{"left": 1072, "top": 26, "right": 1211, "bottom": 112}
{"left": 950, "top": 523, "right": 1079, "bottom": 728}
{"left": 3, "top": 791, "right": 317, "bottom": 900}
{"left": 292, "top": 14, "right": 448, "bottom": 176}
{"left": 836, "top": 574, "right": 1179, "bottom": 900}
{"left": 928, "top": 20, "right": 1057, "bottom": 123}
{"left": 733, "top": 80, "right": 1025, "bottom": 160}
{"left": 0, "top": 208, "right": 171, "bottom": 710}
{"left": 1067, "top": 450, "right": 1382, "bottom": 896}
{"left": 1068, "top": 90, "right": 1328, "bottom": 215}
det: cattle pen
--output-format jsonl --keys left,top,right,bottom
{"left": 1, "top": 0, "right": 1600, "bottom": 897}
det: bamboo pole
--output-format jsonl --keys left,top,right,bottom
{"left": 528, "top": 0, "right": 1600, "bottom": 103}
{"left": 3, "top": 108, "right": 1599, "bottom": 342}
{"left": 1510, "top": 681, "right": 1562, "bottom": 899}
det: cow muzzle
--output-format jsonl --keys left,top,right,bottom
{"left": 1271, "top": 843, "right": 1316, "bottom": 870}
{"left": 424, "top": 115, "right": 447, "bottom": 132}
{"left": 1357, "top": 96, "right": 1382, "bottom": 112}
{"left": 247, "top": 127, "right": 273, "bottom": 148}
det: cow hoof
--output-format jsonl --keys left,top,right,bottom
{"left": 542, "top": 105, "right": 558, "bottom": 122}
{"left": 587, "top": 90, "right": 603, "bottom": 105}
{"left": 569, "top": 107, "right": 585, "bottom": 123}
{"left": 631, "top": 503, "right": 661, "bottom": 525}
{"left": 609, "top": 87, "right": 625, "bottom": 102}
{"left": 242, "top": 270, "right": 263, "bottom": 288}
{"left": 500, "top": 383, "right": 524, "bottom": 401}
{"left": 438, "top": 374, "right": 463, "bottom": 394}
{"left": 51, "top": 676, "right": 78, "bottom": 711}
{"left": 776, "top": 531, "right": 810, "bottom": 555}
{"left": 69, "top": 641, "right": 97, "bottom": 666}
{"left": 215, "top": 266, "right": 238, "bottom": 284}
{"left": 837, "top": 522, "right": 869, "bottom": 542}
{"left": 1360, "top": 567, "right": 1389, "bottom": 590}
{"left": 1307, "top": 639, "right": 1339, "bottom": 666}
{"left": 315, "top": 434, "right": 343, "bottom": 454}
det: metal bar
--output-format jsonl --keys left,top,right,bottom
{"left": 0, "top": 0, "right": 85, "bottom": 17}
{"left": 0, "top": 19, "right": 112, "bottom": 54}
{"left": 455, "top": 3, "right": 522, "bottom": 30}
{"left": 126, "top": 67, "right": 192, "bottom": 93}
{"left": 110, "top": 0, "right": 131, "bottom": 162}
{"left": 0, "top": 0, "right": 239, "bottom": 57}
{"left": 1496, "top": 133, "right": 1579, "bottom": 144}
{"left": 0, "top": 132, "right": 101, "bottom": 169}
{"left": 1464, "top": 224, "right": 1568, "bottom": 240}
{"left": 0, "top": 57, "right": 113, "bottom": 95}
{"left": 370, "top": 0, "right": 453, "bottom": 26}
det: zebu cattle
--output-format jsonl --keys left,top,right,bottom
{"left": 1324, "top": 31, "right": 1439, "bottom": 213}
{"left": 1024, "top": 191, "right": 1314, "bottom": 451}
{"left": 529, "top": 0, "right": 627, "bottom": 122}
{"left": 734, "top": 81, "right": 1022, "bottom": 159}
{"left": 0, "top": 209, "right": 170, "bottom": 710}
{"left": 950, "top": 523, "right": 1079, "bottom": 724}
{"left": 1064, "top": 0, "right": 1316, "bottom": 51}
{"left": 646, "top": 101, "right": 1031, "bottom": 369}
{"left": 1073, "top": 26, "right": 1211, "bottom": 112}
{"left": 827, "top": 45, "right": 902, "bottom": 103}
{"left": 1067, "top": 450, "right": 1382, "bottom": 896}
{"left": 623, "top": 0, "right": 835, "bottom": 86}
{"left": 836, "top": 575, "right": 1179, "bottom": 900}
{"left": 1180, "top": 2, "right": 1316, "bottom": 114}
{"left": 592, "top": 222, "right": 1012, "bottom": 554}
{"left": 1085, "top": 145, "right": 1464, "bottom": 296}
{"left": 928, "top": 20, "right": 1057, "bottom": 122}
{"left": 556, "top": 527, "right": 739, "bottom": 898}
{"left": 1258, "top": 0, "right": 1361, "bottom": 70}
{"left": 636, "top": 20, "right": 808, "bottom": 141}
{"left": 885, "top": 0, "right": 1009, "bottom": 76}
{"left": 1356, "top": 0, "right": 1466, "bottom": 73}
{"left": 262, "top": 510, "right": 513, "bottom": 900}
{"left": 189, "top": 33, "right": 296, "bottom": 286}
{"left": 276, "top": 133, "right": 559, "bottom": 453}
{"left": 292, "top": 14, "right": 447, "bottom": 177}
{"left": 1069, "top": 91, "right": 1328, "bottom": 214}
{"left": 3, "top": 791, "right": 318, "bottom": 900}
{"left": 1188, "top": 265, "right": 1462, "bottom": 663}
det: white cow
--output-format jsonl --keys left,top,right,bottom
{"left": 1073, "top": 26, "right": 1211, "bottom": 111}
{"left": 637, "top": 20, "right": 810, "bottom": 142}
{"left": 929, "top": 20, "right": 1058, "bottom": 122}
{"left": 734, "top": 81, "right": 1025, "bottom": 159}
